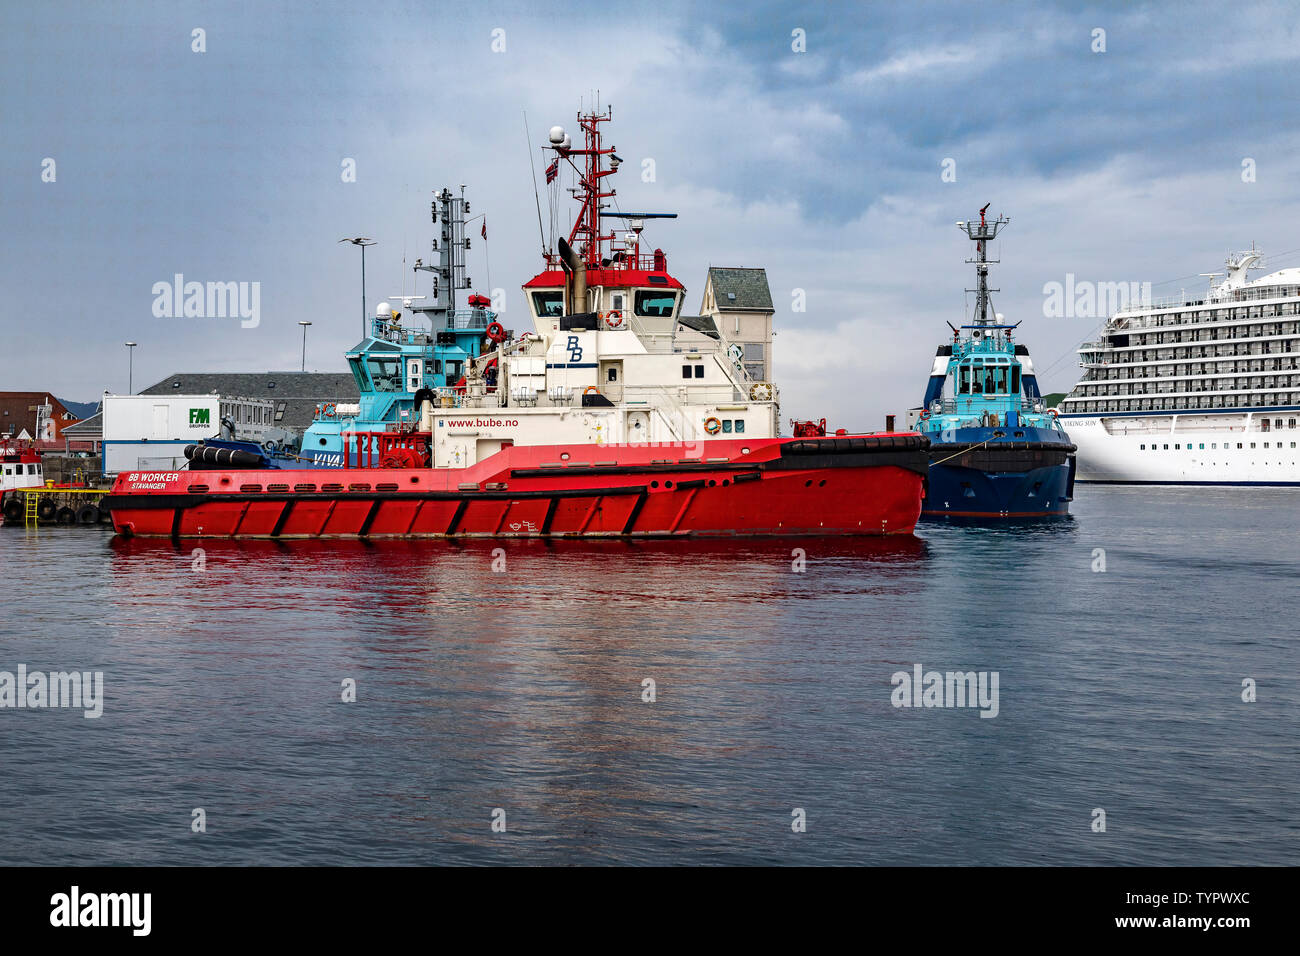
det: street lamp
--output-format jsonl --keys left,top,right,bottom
{"left": 339, "top": 237, "right": 376, "bottom": 337}
{"left": 125, "top": 342, "right": 137, "bottom": 394}
{"left": 298, "top": 321, "right": 312, "bottom": 372}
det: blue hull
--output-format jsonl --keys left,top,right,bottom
{"left": 921, "top": 427, "right": 1075, "bottom": 520}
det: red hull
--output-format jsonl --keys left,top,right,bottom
{"left": 102, "top": 435, "right": 928, "bottom": 539}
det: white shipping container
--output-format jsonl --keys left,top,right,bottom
{"left": 102, "top": 394, "right": 222, "bottom": 442}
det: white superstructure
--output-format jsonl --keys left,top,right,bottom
{"left": 1060, "top": 249, "right": 1300, "bottom": 483}
{"left": 412, "top": 297, "right": 780, "bottom": 470}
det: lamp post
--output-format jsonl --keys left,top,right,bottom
{"left": 125, "top": 341, "right": 137, "bottom": 394}
{"left": 298, "top": 321, "right": 312, "bottom": 372}
{"left": 339, "top": 237, "right": 376, "bottom": 337}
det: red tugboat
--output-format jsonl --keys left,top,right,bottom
{"left": 103, "top": 107, "right": 929, "bottom": 538}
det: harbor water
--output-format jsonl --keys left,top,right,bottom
{"left": 0, "top": 485, "right": 1295, "bottom": 865}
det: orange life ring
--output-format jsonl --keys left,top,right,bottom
{"left": 323, "top": 402, "right": 337, "bottom": 417}
{"left": 584, "top": 386, "right": 599, "bottom": 395}
{"left": 1048, "top": 407, "right": 1059, "bottom": 418}
{"left": 919, "top": 408, "right": 931, "bottom": 420}
{"left": 486, "top": 321, "right": 507, "bottom": 343}
{"left": 604, "top": 310, "right": 624, "bottom": 330}
{"left": 704, "top": 416, "right": 722, "bottom": 435}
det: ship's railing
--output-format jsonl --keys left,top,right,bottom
{"left": 624, "top": 385, "right": 698, "bottom": 441}
{"left": 448, "top": 308, "right": 492, "bottom": 330}
{"left": 1117, "top": 285, "right": 1300, "bottom": 316}
{"left": 930, "top": 398, "right": 1047, "bottom": 415}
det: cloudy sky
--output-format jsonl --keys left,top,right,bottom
{"left": 4, "top": 0, "right": 1300, "bottom": 428}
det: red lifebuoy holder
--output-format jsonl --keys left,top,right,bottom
{"left": 486, "top": 321, "right": 507, "bottom": 343}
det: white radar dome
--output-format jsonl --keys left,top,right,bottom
{"left": 548, "top": 126, "right": 566, "bottom": 144}
{"left": 375, "top": 301, "right": 391, "bottom": 317}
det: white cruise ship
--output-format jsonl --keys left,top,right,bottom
{"left": 1059, "top": 249, "right": 1300, "bottom": 484}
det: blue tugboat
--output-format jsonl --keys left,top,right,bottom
{"left": 299, "top": 186, "right": 498, "bottom": 466}
{"left": 912, "top": 206, "right": 1076, "bottom": 519}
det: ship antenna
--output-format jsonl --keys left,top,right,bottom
{"left": 523, "top": 111, "right": 547, "bottom": 257}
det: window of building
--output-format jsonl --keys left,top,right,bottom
{"left": 722, "top": 420, "right": 732, "bottom": 433}
{"left": 682, "top": 365, "right": 692, "bottom": 379}
{"left": 695, "top": 365, "right": 705, "bottom": 379}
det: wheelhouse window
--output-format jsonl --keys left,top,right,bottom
{"left": 367, "top": 357, "right": 402, "bottom": 392}
{"left": 348, "top": 358, "right": 368, "bottom": 392}
{"left": 634, "top": 290, "right": 678, "bottom": 318}
{"left": 531, "top": 291, "right": 565, "bottom": 318}
{"left": 957, "top": 357, "right": 1012, "bottom": 394}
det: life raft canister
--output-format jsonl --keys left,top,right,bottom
{"left": 704, "top": 416, "right": 722, "bottom": 435}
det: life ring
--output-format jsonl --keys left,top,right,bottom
{"left": 604, "top": 310, "right": 624, "bottom": 330}
{"left": 1048, "top": 407, "right": 1059, "bottom": 418}
{"left": 486, "top": 321, "right": 507, "bottom": 343}
{"left": 749, "top": 382, "right": 773, "bottom": 402}
{"left": 919, "top": 408, "right": 931, "bottom": 420}
{"left": 704, "top": 416, "right": 722, "bottom": 435}
{"left": 584, "top": 386, "right": 599, "bottom": 395}
{"left": 323, "top": 402, "right": 337, "bottom": 418}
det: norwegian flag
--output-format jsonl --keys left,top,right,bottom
{"left": 481, "top": 219, "right": 487, "bottom": 240}
{"left": 545, "top": 159, "right": 559, "bottom": 184}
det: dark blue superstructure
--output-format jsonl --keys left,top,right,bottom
{"left": 913, "top": 207, "right": 1076, "bottom": 519}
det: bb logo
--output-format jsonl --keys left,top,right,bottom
{"left": 566, "top": 335, "right": 583, "bottom": 363}
{"left": 127, "top": 473, "right": 139, "bottom": 482}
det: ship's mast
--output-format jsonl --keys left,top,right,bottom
{"left": 959, "top": 204, "right": 1009, "bottom": 327}
{"left": 412, "top": 187, "right": 472, "bottom": 326}
{"left": 545, "top": 108, "right": 620, "bottom": 270}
